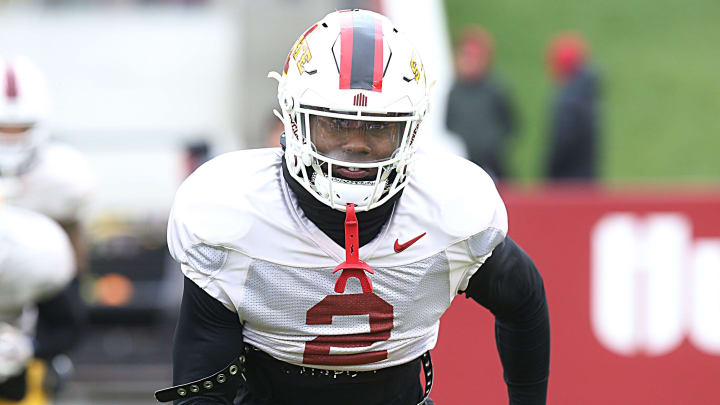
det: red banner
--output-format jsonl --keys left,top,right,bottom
{"left": 431, "top": 185, "right": 720, "bottom": 404}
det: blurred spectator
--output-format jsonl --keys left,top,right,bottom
{"left": 0, "top": 56, "right": 93, "bottom": 403}
{"left": 182, "top": 139, "right": 211, "bottom": 178}
{"left": 446, "top": 26, "right": 517, "bottom": 180}
{"left": 545, "top": 32, "right": 601, "bottom": 180}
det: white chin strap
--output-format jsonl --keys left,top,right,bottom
{"left": 313, "top": 173, "right": 387, "bottom": 210}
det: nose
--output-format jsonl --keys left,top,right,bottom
{"left": 341, "top": 129, "right": 371, "bottom": 155}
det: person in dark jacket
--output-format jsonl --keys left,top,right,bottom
{"left": 446, "top": 26, "right": 517, "bottom": 181}
{"left": 546, "top": 33, "right": 601, "bottom": 180}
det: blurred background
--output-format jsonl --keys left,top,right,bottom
{"left": 0, "top": 0, "right": 718, "bottom": 404}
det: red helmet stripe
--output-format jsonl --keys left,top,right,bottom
{"left": 339, "top": 12, "right": 384, "bottom": 92}
{"left": 372, "top": 17, "right": 384, "bottom": 92}
{"left": 339, "top": 13, "right": 354, "bottom": 89}
{"left": 5, "top": 65, "right": 18, "bottom": 100}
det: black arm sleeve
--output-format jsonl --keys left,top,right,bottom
{"left": 464, "top": 237, "right": 550, "bottom": 405}
{"left": 172, "top": 276, "right": 244, "bottom": 405}
{"left": 34, "top": 277, "right": 87, "bottom": 360}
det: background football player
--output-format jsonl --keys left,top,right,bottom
{"left": 158, "top": 9, "right": 549, "bottom": 405}
{"left": 0, "top": 204, "right": 78, "bottom": 404}
{"left": 0, "top": 56, "right": 94, "bottom": 404}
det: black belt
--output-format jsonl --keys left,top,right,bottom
{"left": 155, "top": 346, "right": 434, "bottom": 404}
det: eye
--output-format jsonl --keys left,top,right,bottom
{"left": 316, "top": 117, "right": 340, "bottom": 129}
{"left": 334, "top": 118, "right": 353, "bottom": 129}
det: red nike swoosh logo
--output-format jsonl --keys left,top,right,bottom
{"left": 394, "top": 232, "right": 427, "bottom": 253}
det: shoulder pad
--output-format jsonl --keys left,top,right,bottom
{"left": 167, "top": 148, "right": 284, "bottom": 265}
{"left": 407, "top": 151, "right": 507, "bottom": 240}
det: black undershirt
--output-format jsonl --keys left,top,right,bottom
{"left": 171, "top": 163, "right": 550, "bottom": 404}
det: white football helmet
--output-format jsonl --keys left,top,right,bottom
{"left": 269, "top": 9, "right": 430, "bottom": 212}
{"left": 0, "top": 57, "right": 51, "bottom": 176}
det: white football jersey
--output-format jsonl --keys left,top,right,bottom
{"left": 0, "top": 142, "right": 94, "bottom": 222}
{"left": 0, "top": 205, "right": 75, "bottom": 324}
{"left": 168, "top": 148, "right": 507, "bottom": 371}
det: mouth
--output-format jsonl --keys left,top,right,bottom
{"left": 333, "top": 166, "right": 377, "bottom": 180}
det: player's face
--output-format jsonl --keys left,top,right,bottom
{"left": 310, "top": 115, "right": 403, "bottom": 180}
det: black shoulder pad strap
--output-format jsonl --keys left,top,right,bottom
{"left": 154, "top": 355, "right": 247, "bottom": 403}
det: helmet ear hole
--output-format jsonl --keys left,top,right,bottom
{"left": 286, "top": 154, "right": 297, "bottom": 172}
{"left": 282, "top": 96, "right": 294, "bottom": 112}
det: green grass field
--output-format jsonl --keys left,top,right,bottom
{"left": 444, "top": 0, "right": 720, "bottom": 183}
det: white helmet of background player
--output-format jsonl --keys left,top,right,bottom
{"left": 0, "top": 57, "right": 51, "bottom": 176}
{"left": 269, "top": 9, "right": 430, "bottom": 212}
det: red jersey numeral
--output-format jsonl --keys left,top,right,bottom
{"left": 303, "top": 293, "right": 394, "bottom": 365}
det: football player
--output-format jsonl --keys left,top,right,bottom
{"left": 0, "top": 56, "right": 95, "bottom": 269}
{"left": 0, "top": 204, "right": 77, "bottom": 404}
{"left": 158, "top": 9, "right": 549, "bottom": 405}
{"left": 0, "top": 56, "right": 94, "bottom": 404}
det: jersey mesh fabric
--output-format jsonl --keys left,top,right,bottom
{"left": 238, "top": 253, "right": 451, "bottom": 372}
{"left": 185, "top": 244, "right": 228, "bottom": 276}
{"left": 468, "top": 227, "right": 505, "bottom": 259}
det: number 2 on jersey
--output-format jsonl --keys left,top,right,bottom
{"left": 303, "top": 293, "right": 394, "bottom": 365}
